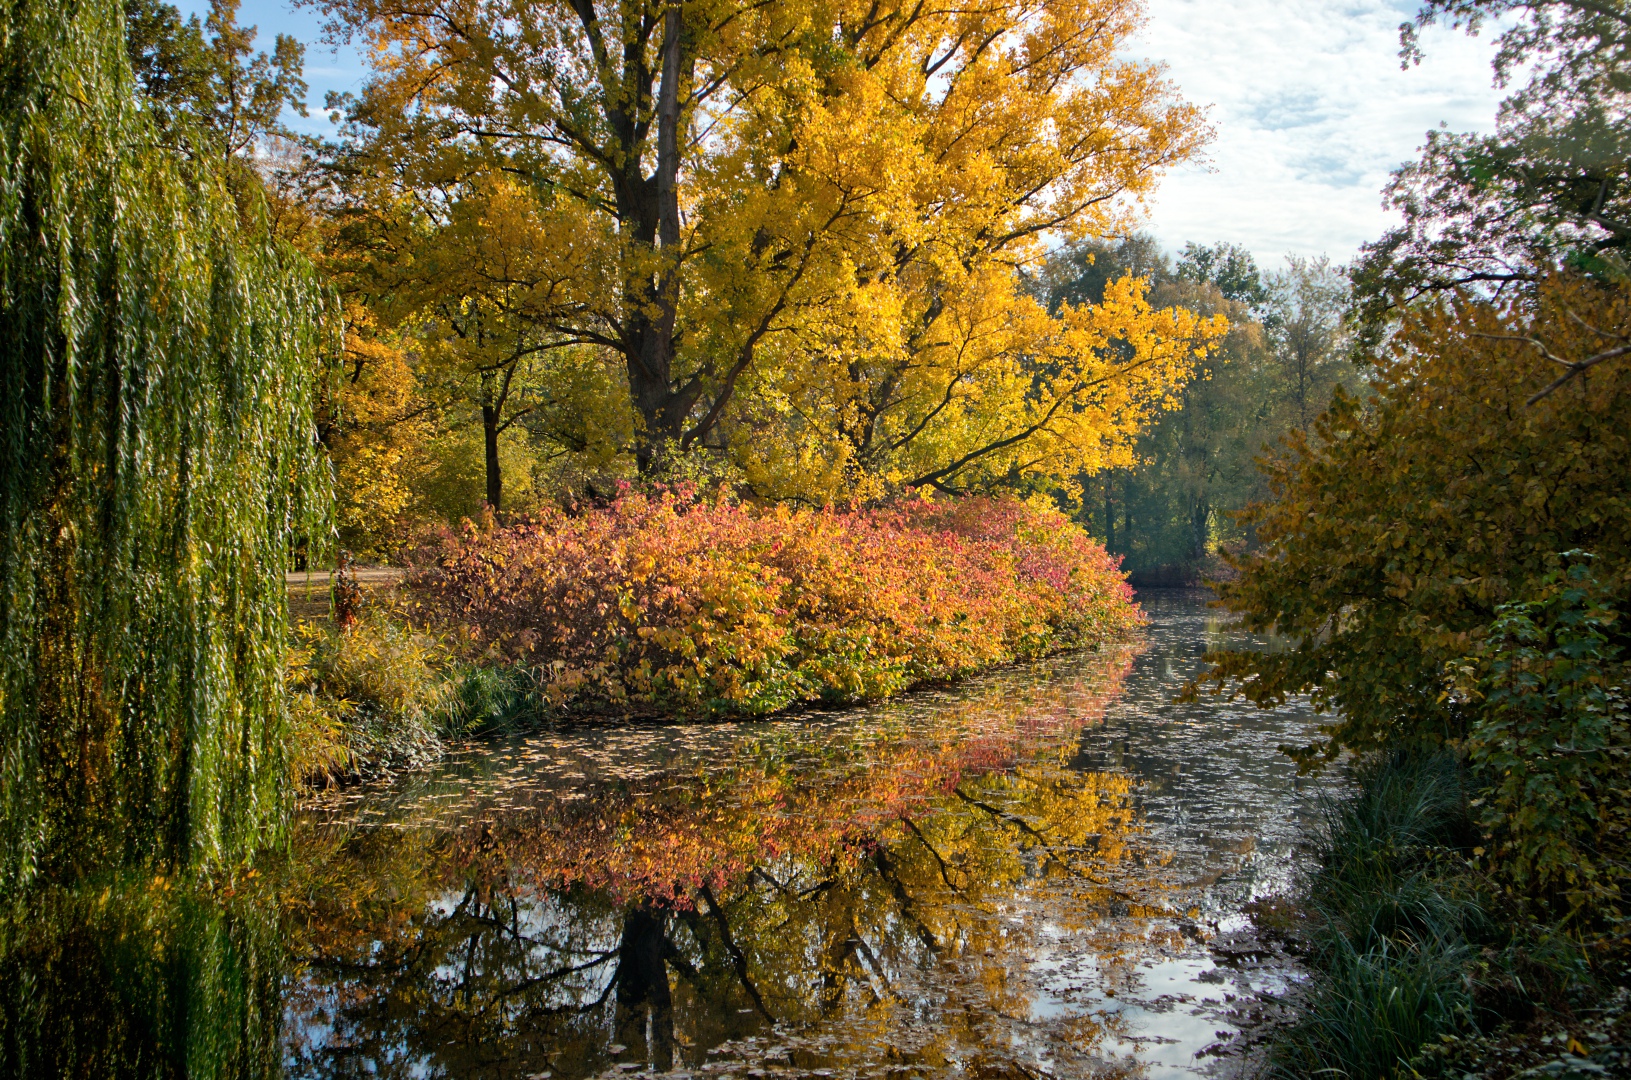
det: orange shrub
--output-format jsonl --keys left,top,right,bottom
{"left": 408, "top": 492, "right": 1140, "bottom": 718}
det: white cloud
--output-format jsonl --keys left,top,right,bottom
{"left": 1130, "top": 0, "right": 1511, "bottom": 267}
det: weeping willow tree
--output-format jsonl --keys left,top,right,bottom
{"left": 0, "top": 0, "right": 334, "bottom": 889}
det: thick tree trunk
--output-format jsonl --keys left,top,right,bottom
{"left": 614, "top": 903, "right": 675, "bottom": 1070}
{"left": 622, "top": 8, "right": 698, "bottom": 473}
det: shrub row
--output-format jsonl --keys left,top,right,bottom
{"left": 408, "top": 492, "right": 1140, "bottom": 719}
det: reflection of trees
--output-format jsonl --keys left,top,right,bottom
{"left": 0, "top": 651, "right": 1160, "bottom": 1079}
{"left": 0, "top": 878, "right": 280, "bottom": 1079}
{"left": 282, "top": 711, "right": 1181, "bottom": 1078}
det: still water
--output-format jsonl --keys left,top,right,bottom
{"left": 2, "top": 590, "right": 1338, "bottom": 1079}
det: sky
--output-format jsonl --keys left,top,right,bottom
{"left": 195, "top": 0, "right": 1512, "bottom": 269}
{"left": 1133, "top": 0, "right": 1510, "bottom": 265}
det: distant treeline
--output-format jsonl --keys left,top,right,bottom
{"left": 1037, "top": 236, "right": 1357, "bottom": 582}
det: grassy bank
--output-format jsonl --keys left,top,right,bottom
{"left": 1258, "top": 752, "right": 1630, "bottom": 1079}
{"left": 286, "top": 613, "right": 533, "bottom": 787}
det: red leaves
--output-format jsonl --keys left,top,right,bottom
{"left": 410, "top": 492, "right": 1141, "bottom": 718}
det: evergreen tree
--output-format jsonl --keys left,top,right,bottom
{"left": 0, "top": 0, "right": 334, "bottom": 888}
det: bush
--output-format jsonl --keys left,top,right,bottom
{"left": 1452, "top": 557, "right": 1630, "bottom": 926}
{"left": 286, "top": 615, "right": 465, "bottom": 784}
{"left": 408, "top": 492, "right": 1140, "bottom": 719}
{"left": 1198, "top": 277, "right": 1631, "bottom": 761}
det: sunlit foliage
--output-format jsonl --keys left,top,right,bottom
{"left": 287, "top": 614, "right": 465, "bottom": 786}
{"left": 412, "top": 492, "right": 1140, "bottom": 718}
{"left": 0, "top": 0, "right": 334, "bottom": 889}
{"left": 321, "top": 305, "right": 444, "bottom": 558}
{"left": 321, "top": 0, "right": 1222, "bottom": 497}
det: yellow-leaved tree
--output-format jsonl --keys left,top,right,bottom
{"left": 321, "top": 0, "right": 1223, "bottom": 502}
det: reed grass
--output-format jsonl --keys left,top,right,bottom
{"left": 1262, "top": 752, "right": 1592, "bottom": 1079}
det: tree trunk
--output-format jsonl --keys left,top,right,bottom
{"left": 1188, "top": 496, "right": 1210, "bottom": 563}
{"left": 622, "top": 7, "right": 698, "bottom": 473}
{"left": 1104, "top": 479, "right": 1115, "bottom": 553}
{"left": 480, "top": 367, "right": 502, "bottom": 512}
{"left": 614, "top": 904, "right": 675, "bottom": 1070}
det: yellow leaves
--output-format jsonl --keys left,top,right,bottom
{"left": 741, "top": 263, "right": 1226, "bottom": 500}
{"left": 332, "top": 0, "right": 1212, "bottom": 504}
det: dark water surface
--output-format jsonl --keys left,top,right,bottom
{"left": 3, "top": 590, "right": 1339, "bottom": 1079}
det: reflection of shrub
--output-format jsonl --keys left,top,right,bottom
{"left": 287, "top": 616, "right": 463, "bottom": 784}
{"left": 410, "top": 493, "right": 1140, "bottom": 718}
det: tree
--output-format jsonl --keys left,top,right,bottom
{"left": 1040, "top": 239, "right": 1353, "bottom": 576}
{"left": 0, "top": 0, "right": 334, "bottom": 887}
{"left": 1194, "top": 277, "right": 1631, "bottom": 765}
{"left": 319, "top": 0, "right": 1218, "bottom": 496}
{"left": 1036, "top": 233, "right": 1173, "bottom": 314}
{"left": 1265, "top": 255, "right": 1351, "bottom": 430}
{"left": 332, "top": 172, "right": 627, "bottom": 513}
{"left": 124, "top": 0, "right": 309, "bottom": 159}
{"left": 1175, "top": 240, "right": 1269, "bottom": 306}
{"left": 1353, "top": 0, "right": 1631, "bottom": 330}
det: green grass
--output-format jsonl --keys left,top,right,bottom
{"left": 1262, "top": 751, "right": 1593, "bottom": 1079}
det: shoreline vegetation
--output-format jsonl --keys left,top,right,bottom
{"left": 287, "top": 492, "right": 1144, "bottom": 788}
{"left": 1254, "top": 752, "right": 1630, "bottom": 1079}
{"left": 1202, "top": 277, "right": 1631, "bottom": 1075}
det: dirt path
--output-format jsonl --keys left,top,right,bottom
{"left": 286, "top": 567, "right": 405, "bottom": 620}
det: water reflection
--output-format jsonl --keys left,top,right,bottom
{"left": 282, "top": 640, "right": 1147, "bottom": 1078}
{"left": 1, "top": 591, "right": 1336, "bottom": 1080}
{"left": 0, "top": 876, "right": 280, "bottom": 1078}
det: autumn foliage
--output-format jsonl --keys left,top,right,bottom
{"left": 410, "top": 493, "right": 1140, "bottom": 719}
{"left": 1199, "top": 277, "right": 1631, "bottom": 929}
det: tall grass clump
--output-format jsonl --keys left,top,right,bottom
{"left": 0, "top": 0, "right": 334, "bottom": 887}
{"left": 410, "top": 491, "right": 1140, "bottom": 720}
{"left": 287, "top": 614, "right": 539, "bottom": 785}
{"left": 1264, "top": 752, "right": 1593, "bottom": 1079}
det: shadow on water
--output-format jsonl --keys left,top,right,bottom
{"left": 1, "top": 590, "right": 1339, "bottom": 1079}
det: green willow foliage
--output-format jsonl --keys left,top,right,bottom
{"left": 0, "top": 0, "right": 334, "bottom": 888}
{"left": 0, "top": 878, "right": 281, "bottom": 1078}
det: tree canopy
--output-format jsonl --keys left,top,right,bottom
{"left": 1354, "top": 0, "right": 1631, "bottom": 332}
{"left": 0, "top": 0, "right": 334, "bottom": 888}
{"left": 318, "top": 0, "right": 1222, "bottom": 506}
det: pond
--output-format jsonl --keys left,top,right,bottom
{"left": 2, "top": 589, "right": 1338, "bottom": 1080}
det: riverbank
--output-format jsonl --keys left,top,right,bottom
{"left": 1253, "top": 751, "right": 1631, "bottom": 1078}
{"left": 286, "top": 494, "right": 1144, "bottom": 787}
